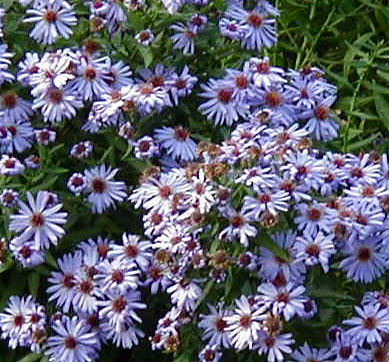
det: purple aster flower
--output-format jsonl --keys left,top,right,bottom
{"left": 34, "top": 128, "right": 56, "bottom": 145}
{"left": 47, "top": 252, "right": 83, "bottom": 313}
{"left": 84, "top": 164, "right": 127, "bottom": 214}
{"left": 166, "top": 65, "right": 198, "bottom": 105}
{"left": 339, "top": 237, "right": 388, "bottom": 283}
{"left": 199, "top": 304, "right": 232, "bottom": 348}
{"left": 155, "top": 126, "right": 197, "bottom": 162}
{"left": 167, "top": 278, "right": 202, "bottom": 311}
{"left": 0, "top": 155, "right": 25, "bottom": 175}
{"left": 0, "top": 189, "right": 19, "bottom": 208}
{"left": 9, "top": 237, "right": 45, "bottom": 268}
{"left": 32, "top": 86, "right": 83, "bottom": 123}
{"left": 108, "top": 233, "right": 152, "bottom": 271}
{"left": 257, "top": 331, "right": 294, "bottom": 362}
{"left": 295, "top": 202, "right": 335, "bottom": 236}
{"left": 96, "top": 258, "right": 139, "bottom": 294}
{"left": 70, "top": 58, "right": 111, "bottom": 101}
{"left": 0, "top": 44, "right": 14, "bottom": 85}
{"left": 226, "top": 4, "right": 279, "bottom": 50}
{"left": 67, "top": 173, "right": 88, "bottom": 196}
{"left": 70, "top": 141, "right": 93, "bottom": 159}
{"left": 219, "top": 207, "right": 257, "bottom": 247}
{"left": 281, "top": 149, "right": 325, "bottom": 190}
{"left": 101, "top": 318, "right": 144, "bottom": 349}
{"left": 241, "top": 188, "right": 290, "bottom": 220}
{"left": 199, "top": 79, "right": 249, "bottom": 126}
{"left": 344, "top": 304, "right": 389, "bottom": 346}
{"left": 291, "top": 342, "right": 333, "bottom": 362}
{"left": 247, "top": 57, "right": 285, "bottom": 89}
{"left": 46, "top": 316, "right": 99, "bottom": 362}
{"left": 199, "top": 344, "right": 223, "bottom": 362}
{"left": 331, "top": 333, "right": 367, "bottom": 362}
{"left": 24, "top": 0, "right": 77, "bottom": 45}
{"left": 188, "top": 14, "right": 208, "bottom": 33}
{"left": 258, "top": 230, "right": 306, "bottom": 283}
{"left": 341, "top": 153, "right": 381, "bottom": 186}
{"left": 161, "top": 0, "right": 185, "bottom": 14}
{"left": 294, "top": 231, "right": 336, "bottom": 273}
{"left": 300, "top": 95, "right": 339, "bottom": 141}
{"left": 1, "top": 119, "right": 34, "bottom": 154}
{"left": 9, "top": 191, "right": 67, "bottom": 250}
{"left": 0, "top": 295, "right": 34, "bottom": 349}
{"left": 219, "top": 17, "right": 248, "bottom": 40}
{"left": 135, "top": 29, "right": 154, "bottom": 46}
{"left": 98, "top": 290, "right": 146, "bottom": 331}
{"left": 169, "top": 23, "right": 197, "bottom": 54}
{"left": 104, "top": 60, "right": 132, "bottom": 89}
{"left": 0, "top": 92, "right": 33, "bottom": 123}
{"left": 257, "top": 282, "right": 306, "bottom": 321}
{"left": 134, "top": 136, "right": 160, "bottom": 159}
{"left": 225, "top": 295, "right": 266, "bottom": 350}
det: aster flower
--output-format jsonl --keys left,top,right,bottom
{"left": 46, "top": 316, "right": 99, "bottom": 362}
{"left": 34, "top": 128, "right": 56, "bottom": 145}
{"left": 339, "top": 237, "right": 388, "bottom": 283}
{"left": 0, "top": 93, "right": 33, "bottom": 123}
{"left": 291, "top": 342, "right": 333, "bottom": 362}
{"left": 344, "top": 304, "right": 389, "bottom": 346}
{"left": 226, "top": 4, "right": 279, "bottom": 50}
{"left": 134, "top": 136, "right": 160, "bottom": 159}
{"left": 135, "top": 29, "right": 155, "bottom": 46}
{"left": 242, "top": 188, "right": 290, "bottom": 220}
{"left": 219, "top": 18, "right": 248, "bottom": 40}
{"left": 294, "top": 232, "right": 336, "bottom": 273}
{"left": 98, "top": 290, "right": 146, "bottom": 331}
{"left": 84, "top": 164, "right": 127, "bottom": 214}
{"left": 0, "top": 44, "right": 14, "bottom": 85}
{"left": 70, "top": 58, "right": 111, "bottom": 101}
{"left": 0, "top": 155, "right": 25, "bottom": 176}
{"left": 24, "top": 0, "right": 77, "bottom": 45}
{"left": 9, "top": 191, "right": 67, "bottom": 250}
{"left": 0, "top": 189, "right": 19, "bottom": 208}
{"left": 1, "top": 119, "right": 33, "bottom": 154}
{"left": 331, "top": 333, "right": 367, "bottom": 362}
{"left": 198, "top": 79, "right": 249, "bottom": 126}
{"left": 9, "top": 237, "right": 45, "bottom": 268}
{"left": 169, "top": 23, "right": 197, "bottom": 54}
{"left": 199, "top": 304, "right": 232, "bottom": 348}
{"left": 166, "top": 65, "right": 198, "bottom": 105}
{"left": 258, "top": 230, "right": 305, "bottom": 282}
{"left": 96, "top": 258, "right": 139, "bottom": 294}
{"left": 155, "top": 126, "right": 197, "bottom": 162}
{"left": 33, "top": 86, "right": 83, "bottom": 123}
{"left": 67, "top": 173, "right": 88, "bottom": 196}
{"left": 108, "top": 233, "right": 152, "bottom": 271}
{"left": 257, "top": 282, "right": 306, "bottom": 321}
{"left": 219, "top": 207, "right": 257, "bottom": 247}
{"left": 199, "top": 344, "right": 223, "bottom": 362}
{"left": 257, "top": 331, "right": 294, "bottom": 362}
{"left": 225, "top": 295, "right": 266, "bottom": 350}
{"left": 0, "top": 295, "right": 33, "bottom": 349}
{"left": 47, "top": 252, "right": 82, "bottom": 313}
{"left": 295, "top": 202, "right": 335, "bottom": 236}
{"left": 167, "top": 279, "right": 202, "bottom": 311}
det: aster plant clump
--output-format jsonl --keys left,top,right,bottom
{"left": 2, "top": 0, "right": 389, "bottom": 361}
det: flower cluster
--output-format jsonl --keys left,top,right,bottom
{"left": 1, "top": 234, "right": 148, "bottom": 360}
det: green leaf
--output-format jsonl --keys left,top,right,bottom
{"left": 28, "top": 272, "right": 40, "bottom": 298}
{"left": 16, "top": 354, "right": 42, "bottom": 362}
{"left": 348, "top": 133, "right": 378, "bottom": 152}
{"left": 375, "top": 93, "right": 389, "bottom": 130}
{"left": 138, "top": 46, "right": 154, "bottom": 67}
